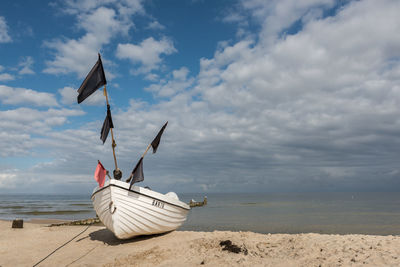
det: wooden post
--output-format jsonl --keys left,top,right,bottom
{"left": 12, "top": 219, "right": 23, "bottom": 228}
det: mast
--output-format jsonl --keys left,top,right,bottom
{"left": 126, "top": 122, "right": 168, "bottom": 183}
{"left": 103, "top": 84, "right": 122, "bottom": 180}
{"left": 126, "top": 144, "right": 150, "bottom": 183}
{"left": 77, "top": 53, "right": 122, "bottom": 180}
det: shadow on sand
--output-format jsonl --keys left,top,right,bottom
{"left": 89, "top": 228, "right": 171, "bottom": 246}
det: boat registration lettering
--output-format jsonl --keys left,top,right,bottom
{"left": 152, "top": 199, "right": 164, "bottom": 209}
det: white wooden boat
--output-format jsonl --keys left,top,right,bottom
{"left": 91, "top": 179, "right": 190, "bottom": 239}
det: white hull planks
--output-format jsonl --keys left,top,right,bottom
{"left": 91, "top": 179, "right": 190, "bottom": 239}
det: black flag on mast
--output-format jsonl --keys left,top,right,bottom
{"left": 129, "top": 157, "right": 144, "bottom": 189}
{"left": 77, "top": 54, "right": 107, "bottom": 104}
{"left": 151, "top": 121, "right": 168, "bottom": 153}
{"left": 100, "top": 104, "right": 114, "bottom": 144}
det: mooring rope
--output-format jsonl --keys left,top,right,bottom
{"left": 64, "top": 245, "right": 98, "bottom": 267}
{"left": 32, "top": 225, "right": 91, "bottom": 267}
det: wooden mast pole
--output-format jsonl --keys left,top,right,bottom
{"left": 141, "top": 144, "right": 151, "bottom": 158}
{"left": 103, "top": 84, "right": 121, "bottom": 179}
{"left": 126, "top": 122, "right": 167, "bottom": 183}
{"left": 126, "top": 144, "right": 151, "bottom": 183}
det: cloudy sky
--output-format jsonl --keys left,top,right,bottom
{"left": 1, "top": 0, "right": 400, "bottom": 194}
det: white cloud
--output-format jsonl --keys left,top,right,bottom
{"left": 63, "top": 0, "right": 144, "bottom": 16}
{"left": 116, "top": 37, "right": 177, "bottom": 74}
{"left": 59, "top": 86, "right": 77, "bottom": 105}
{"left": 63, "top": 0, "right": 115, "bottom": 14}
{"left": 147, "top": 20, "right": 165, "bottom": 30}
{"left": 0, "top": 85, "right": 59, "bottom": 106}
{"left": 0, "top": 169, "right": 19, "bottom": 188}
{"left": 43, "top": 7, "right": 124, "bottom": 77}
{"left": 116, "top": 0, "right": 145, "bottom": 17}
{"left": 145, "top": 67, "right": 194, "bottom": 97}
{"left": 0, "top": 16, "right": 12, "bottom": 43}
{"left": 0, "top": 73, "right": 15, "bottom": 81}
{"left": 145, "top": 73, "right": 159, "bottom": 81}
{"left": 78, "top": 7, "right": 131, "bottom": 43}
{"left": 44, "top": 1, "right": 144, "bottom": 77}
{"left": 227, "top": 0, "right": 335, "bottom": 42}
{"left": 59, "top": 86, "right": 104, "bottom": 106}
{"left": 0, "top": 131, "right": 33, "bottom": 158}
{"left": 108, "top": 0, "right": 400, "bottom": 192}
{"left": 173, "top": 67, "right": 190, "bottom": 80}
{"left": 18, "top": 56, "right": 35, "bottom": 75}
{"left": 0, "top": 107, "right": 84, "bottom": 158}
{"left": 0, "top": 108, "right": 83, "bottom": 127}
{"left": 4, "top": 0, "right": 400, "bottom": 193}
{"left": 43, "top": 35, "right": 100, "bottom": 76}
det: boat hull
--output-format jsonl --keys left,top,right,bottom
{"left": 91, "top": 180, "right": 190, "bottom": 239}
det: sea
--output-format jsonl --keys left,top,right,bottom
{"left": 1, "top": 192, "right": 400, "bottom": 235}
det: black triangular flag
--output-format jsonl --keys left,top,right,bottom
{"left": 151, "top": 121, "right": 168, "bottom": 153}
{"left": 77, "top": 54, "right": 107, "bottom": 104}
{"left": 129, "top": 157, "right": 144, "bottom": 189}
{"left": 100, "top": 105, "right": 114, "bottom": 144}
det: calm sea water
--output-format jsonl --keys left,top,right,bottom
{"left": 1, "top": 192, "right": 399, "bottom": 235}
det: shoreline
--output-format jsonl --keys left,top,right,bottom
{"left": 1, "top": 220, "right": 400, "bottom": 266}
{"left": 1, "top": 218, "right": 71, "bottom": 224}
{"left": 2, "top": 218, "right": 400, "bottom": 236}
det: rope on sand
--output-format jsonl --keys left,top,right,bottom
{"left": 32, "top": 225, "right": 91, "bottom": 267}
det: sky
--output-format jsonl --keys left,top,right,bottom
{"left": 1, "top": 0, "right": 400, "bottom": 194}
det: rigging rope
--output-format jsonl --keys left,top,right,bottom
{"left": 32, "top": 225, "right": 91, "bottom": 267}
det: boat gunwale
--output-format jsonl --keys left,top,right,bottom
{"left": 91, "top": 183, "right": 190, "bottom": 211}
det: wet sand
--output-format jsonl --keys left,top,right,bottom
{"left": 1, "top": 220, "right": 399, "bottom": 266}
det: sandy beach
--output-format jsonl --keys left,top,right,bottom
{"left": 1, "top": 220, "right": 399, "bottom": 266}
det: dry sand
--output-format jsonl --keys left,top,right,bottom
{"left": 1, "top": 220, "right": 400, "bottom": 267}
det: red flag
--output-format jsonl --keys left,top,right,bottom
{"left": 94, "top": 160, "right": 107, "bottom": 187}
